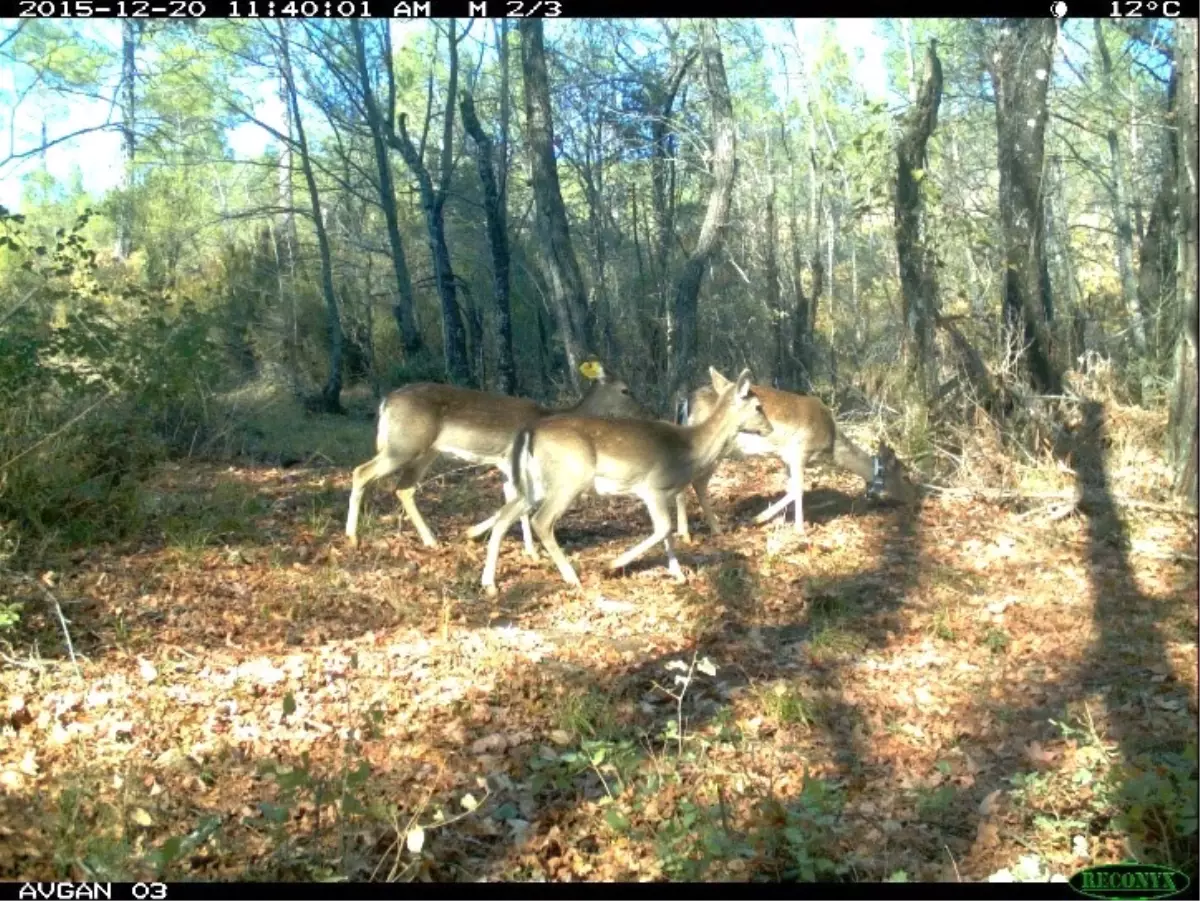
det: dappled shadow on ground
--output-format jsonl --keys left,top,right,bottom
{"left": 0, "top": 446, "right": 1195, "bottom": 882}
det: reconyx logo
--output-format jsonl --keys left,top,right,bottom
{"left": 1069, "top": 863, "right": 1191, "bottom": 900}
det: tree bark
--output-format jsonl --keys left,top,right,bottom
{"left": 1168, "top": 19, "right": 1197, "bottom": 506}
{"left": 1139, "top": 69, "right": 1179, "bottom": 364}
{"left": 461, "top": 90, "right": 517, "bottom": 396}
{"left": 351, "top": 21, "right": 422, "bottom": 358}
{"left": 666, "top": 21, "right": 737, "bottom": 404}
{"left": 519, "top": 19, "right": 591, "bottom": 392}
{"left": 765, "top": 176, "right": 783, "bottom": 386}
{"left": 648, "top": 48, "right": 697, "bottom": 382}
{"left": 895, "top": 38, "right": 943, "bottom": 401}
{"left": 278, "top": 22, "right": 342, "bottom": 413}
{"left": 388, "top": 21, "right": 471, "bottom": 386}
{"left": 116, "top": 19, "right": 139, "bottom": 260}
{"left": 1094, "top": 20, "right": 1148, "bottom": 360}
{"left": 988, "top": 18, "right": 1061, "bottom": 395}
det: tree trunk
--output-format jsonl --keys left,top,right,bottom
{"left": 116, "top": 19, "right": 139, "bottom": 260}
{"left": 781, "top": 133, "right": 811, "bottom": 392}
{"left": 351, "top": 21, "right": 422, "bottom": 358}
{"left": 519, "top": 19, "right": 591, "bottom": 392}
{"left": 649, "top": 49, "right": 696, "bottom": 382}
{"left": 279, "top": 23, "right": 342, "bottom": 413}
{"left": 988, "top": 18, "right": 1061, "bottom": 395}
{"left": 461, "top": 90, "right": 517, "bottom": 396}
{"left": 1139, "top": 69, "right": 1179, "bottom": 365}
{"left": 1168, "top": 19, "right": 1197, "bottom": 507}
{"left": 1095, "top": 20, "right": 1149, "bottom": 361}
{"left": 666, "top": 21, "right": 736, "bottom": 404}
{"left": 894, "top": 38, "right": 943, "bottom": 401}
{"left": 389, "top": 21, "right": 470, "bottom": 386}
{"left": 765, "top": 177, "right": 783, "bottom": 386}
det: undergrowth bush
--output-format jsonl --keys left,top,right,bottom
{"left": 0, "top": 206, "right": 227, "bottom": 563}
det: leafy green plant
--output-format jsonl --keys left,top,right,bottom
{"left": 1115, "top": 743, "right": 1199, "bottom": 870}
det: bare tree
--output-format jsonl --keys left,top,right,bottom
{"left": 461, "top": 89, "right": 516, "bottom": 395}
{"left": 389, "top": 20, "right": 471, "bottom": 386}
{"left": 278, "top": 21, "right": 343, "bottom": 412}
{"left": 987, "top": 18, "right": 1061, "bottom": 395}
{"left": 894, "top": 38, "right": 944, "bottom": 399}
{"left": 350, "top": 20, "right": 422, "bottom": 358}
{"left": 1095, "top": 20, "right": 1149, "bottom": 360}
{"left": 666, "top": 21, "right": 737, "bottom": 405}
{"left": 1168, "top": 19, "right": 1197, "bottom": 506}
{"left": 115, "top": 19, "right": 141, "bottom": 260}
{"left": 519, "top": 19, "right": 592, "bottom": 392}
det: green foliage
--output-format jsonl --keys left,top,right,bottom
{"left": 1115, "top": 743, "right": 1199, "bottom": 870}
{"left": 749, "top": 779, "right": 847, "bottom": 882}
{"left": 0, "top": 207, "right": 227, "bottom": 556}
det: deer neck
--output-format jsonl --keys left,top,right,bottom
{"left": 832, "top": 432, "right": 877, "bottom": 485}
{"left": 687, "top": 391, "right": 744, "bottom": 471}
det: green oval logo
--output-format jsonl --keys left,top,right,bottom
{"left": 1069, "top": 863, "right": 1191, "bottom": 900}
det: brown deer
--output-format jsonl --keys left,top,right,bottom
{"left": 480, "top": 368, "right": 772, "bottom": 594}
{"left": 345, "top": 361, "right": 649, "bottom": 553}
{"left": 675, "top": 370, "right": 914, "bottom": 539}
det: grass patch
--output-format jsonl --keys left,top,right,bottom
{"left": 808, "top": 625, "right": 868, "bottom": 663}
{"left": 758, "top": 682, "right": 823, "bottom": 730}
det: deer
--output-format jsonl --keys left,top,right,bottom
{"left": 480, "top": 368, "right": 772, "bottom": 595}
{"left": 674, "top": 370, "right": 915, "bottom": 540}
{"left": 345, "top": 361, "right": 650, "bottom": 555}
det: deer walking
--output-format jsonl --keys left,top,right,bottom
{"left": 675, "top": 370, "right": 914, "bottom": 540}
{"left": 345, "top": 362, "right": 649, "bottom": 554}
{"left": 480, "top": 368, "right": 772, "bottom": 594}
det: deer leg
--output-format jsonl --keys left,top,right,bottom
{"left": 346, "top": 452, "right": 402, "bottom": 546}
{"left": 529, "top": 488, "right": 582, "bottom": 587}
{"left": 395, "top": 450, "right": 438, "bottom": 548}
{"left": 612, "top": 490, "right": 678, "bottom": 578}
{"left": 467, "top": 477, "right": 538, "bottom": 559}
{"left": 692, "top": 472, "right": 722, "bottom": 536}
{"left": 508, "top": 479, "right": 538, "bottom": 559}
{"left": 754, "top": 489, "right": 795, "bottom": 525}
{"left": 481, "top": 495, "right": 532, "bottom": 595}
{"left": 792, "top": 451, "right": 805, "bottom": 532}
{"left": 675, "top": 492, "right": 691, "bottom": 542}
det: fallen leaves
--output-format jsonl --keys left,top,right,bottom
{"left": 0, "top": 457, "right": 1194, "bottom": 883}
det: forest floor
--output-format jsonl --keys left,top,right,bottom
{"left": 0, "top": 427, "right": 1196, "bottom": 883}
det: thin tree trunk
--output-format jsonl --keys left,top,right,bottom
{"left": 279, "top": 22, "right": 342, "bottom": 413}
{"left": 116, "top": 19, "right": 138, "bottom": 260}
{"left": 389, "top": 21, "right": 470, "bottom": 386}
{"left": 988, "top": 18, "right": 1061, "bottom": 395}
{"left": 461, "top": 91, "right": 516, "bottom": 395}
{"left": 666, "top": 21, "right": 737, "bottom": 404}
{"left": 650, "top": 48, "right": 697, "bottom": 382}
{"left": 351, "top": 21, "right": 422, "bottom": 357}
{"left": 894, "top": 38, "right": 944, "bottom": 400}
{"left": 519, "top": 20, "right": 592, "bottom": 391}
{"left": 1139, "top": 68, "right": 1179, "bottom": 366}
{"left": 1168, "top": 19, "right": 1197, "bottom": 506}
{"left": 765, "top": 175, "right": 782, "bottom": 385}
{"left": 1095, "top": 20, "right": 1149, "bottom": 359}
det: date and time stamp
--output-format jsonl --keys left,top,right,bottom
{"left": 15, "top": 0, "right": 1195, "bottom": 17}
{"left": 17, "top": 0, "right": 563, "bottom": 16}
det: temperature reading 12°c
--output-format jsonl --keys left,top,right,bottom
{"left": 1110, "top": 0, "right": 1183, "bottom": 15}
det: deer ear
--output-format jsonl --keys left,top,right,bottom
{"left": 709, "top": 367, "right": 732, "bottom": 391}
{"left": 736, "top": 369, "right": 754, "bottom": 399}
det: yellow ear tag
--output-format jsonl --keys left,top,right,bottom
{"left": 578, "top": 360, "right": 602, "bottom": 381}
